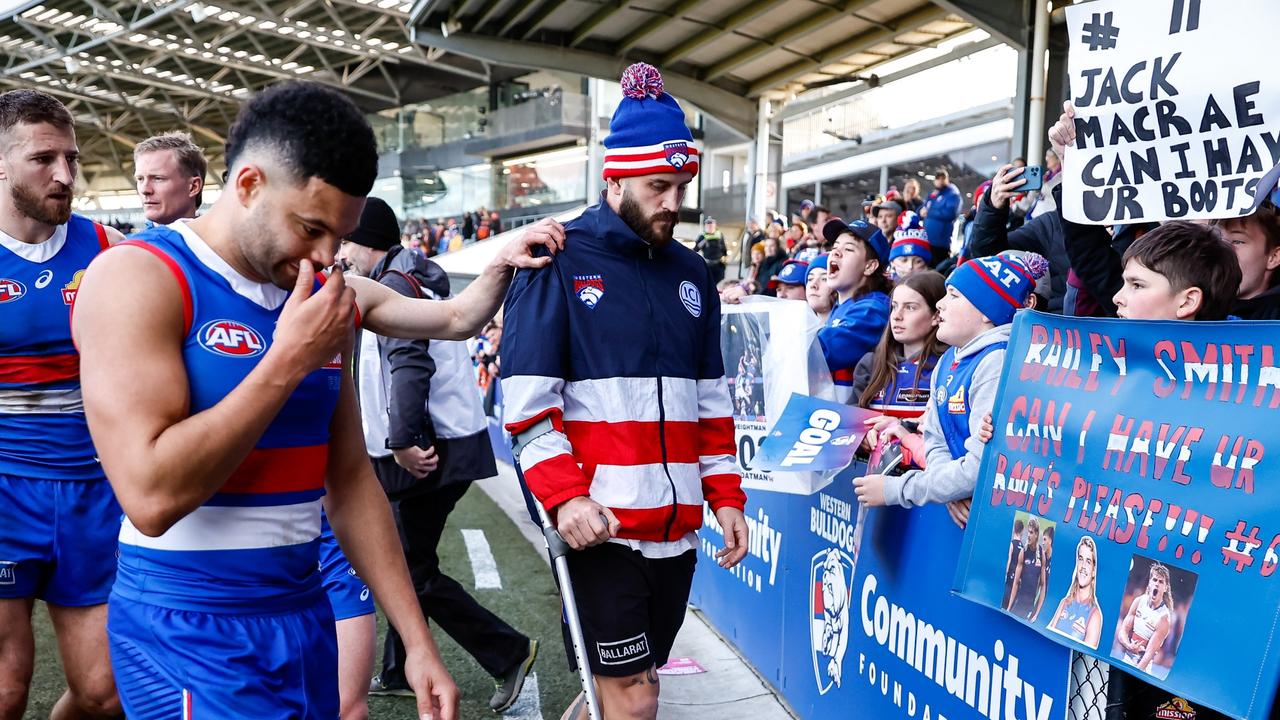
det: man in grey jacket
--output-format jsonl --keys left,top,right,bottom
{"left": 338, "top": 198, "right": 538, "bottom": 713}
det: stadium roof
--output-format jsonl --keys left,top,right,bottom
{"left": 408, "top": 0, "right": 1008, "bottom": 136}
{"left": 0, "top": 0, "right": 1029, "bottom": 197}
{"left": 0, "top": 0, "right": 500, "bottom": 191}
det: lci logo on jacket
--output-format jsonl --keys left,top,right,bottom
{"left": 198, "top": 319, "right": 266, "bottom": 358}
{"left": 678, "top": 280, "right": 701, "bottom": 317}
{"left": 573, "top": 274, "right": 605, "bottom": 309}
{"left": 811, "top": 547, "right": 855, "bottom": 695}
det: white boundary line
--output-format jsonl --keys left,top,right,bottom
{"left": 461, "top": 528, "right": 503, "bottom": 589}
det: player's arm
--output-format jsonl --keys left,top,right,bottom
{"left": 1032, "top": 558, "right": 1047, "bottom": 619}
{"left": 1116, "top": 597, "right": 1139, "bottom": 652}
{"left": 74, "top": 251, "right": 350, "bottom": 536}
{"left": 1048, "top": 596, "right": 1068, "bottom": 630}
{"left": 321, "top": 361, "right": 458, "bottom": 720}
{"left": 1138, "top": 615, "right": 1170, "bottom": 670}
{"left": 1085, "top": 606, "right": 1103, "bottom": 648}
{"left": 103, "top": 225, "right": 126, "bottom": 245}
{"left": 353, "top": 219, "right": 565, "bottom": 341}
{"left": 1006, "top": 550, "right": 1024, "bottom": 610}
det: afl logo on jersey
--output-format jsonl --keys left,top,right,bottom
{"left": 0, "top": 278, "right": 25, "bottom": 303}
{"left": 199, "top": 319, "right": 266, "bottom": 358}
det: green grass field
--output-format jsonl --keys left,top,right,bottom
{"left": 24, "top": 486, "right": 578, "bottom": 719}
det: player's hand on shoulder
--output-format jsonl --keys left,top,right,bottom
{"left": 497, "top": 218, "right": 565, "bottom": 270}
{"left": 271, "top": 260, "right": 354, "bottom": 376}
{"left": 553, "top": 495, "right": 620, "bottom": 550}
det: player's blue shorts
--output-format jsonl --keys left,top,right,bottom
{"left": 0, "top": 473, "right": 120, "bottom": 606}
{"left": 108, "top": 595, "right": 339, "bottom": 719}
{"left": 319, "top": 515, "right": 374, "bottom": 621}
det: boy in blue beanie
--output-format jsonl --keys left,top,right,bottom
{"left": 854, "top": 253, "right": 1046, "bottom": 509}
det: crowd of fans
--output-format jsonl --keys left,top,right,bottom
{"left": 395, "top": 206, "right": 505, "bottom": 257}
{"left": 701, "top": 107, "right": 1279, "bottom": 718}
{"left": 714, "top": 107, "right": 1280, "bottom": 522}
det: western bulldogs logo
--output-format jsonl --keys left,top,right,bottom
{"left": 0, "top": 278, "right": 25, "bottom": 303}
{"left": 573, "top": 274, "right": 605, "bottom": 309}
{"left": 678, "top": 280, "right": 701, "bottom": 317}
{"left": 663, "top": 141, "right": 691, "bottom": 170}
{"left": 62, "top": 269, "right": 86, "bottom": 305}
{"left": 810, "top": 548, "right": 854, "bottom": 694}
{"left": 199, "top": 319, "right": 266, "bottom": 358}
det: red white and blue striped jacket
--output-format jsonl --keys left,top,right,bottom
{"left": 501, "top": 199, "right": 745, "bottom": 546}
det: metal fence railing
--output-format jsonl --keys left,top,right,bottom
{"left": 1068, "top": 652, "right": 1110, "bottom": 720}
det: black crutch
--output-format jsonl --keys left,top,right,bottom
{"left": 511, "top": 420, "right": 604, "bottom": 720}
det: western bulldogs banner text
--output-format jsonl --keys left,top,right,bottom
{"left": 956, "top": 312, "right": 1280, "bottom": 719}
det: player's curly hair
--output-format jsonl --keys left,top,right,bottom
{"left": 225, "top": 81, "right": 377, "bottom": 198}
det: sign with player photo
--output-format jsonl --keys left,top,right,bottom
{"left": 955, "top": 311, "right": 1280, "bottom": 719}
{"left": 1062, "top": 0, "right": 1280, "bottom": 225}
{"left": 721, "top": 300, "right": 837, "bottom": 494}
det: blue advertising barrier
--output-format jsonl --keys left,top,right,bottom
{"left": 694, "top": 462, "right": 1072, "bottom": 719}
{"left": 955, "top": 313, "right": 1280, "bottom": 720}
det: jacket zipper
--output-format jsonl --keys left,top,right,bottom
{"left": 639, "top": 247, "right": 680, "bottom": 541}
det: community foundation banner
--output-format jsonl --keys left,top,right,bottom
{"left": 1062, "top": 0, "right": 1280, "bottom": 224}
{"left": 956, "top": 312, "right": 1280, "bottom": 719}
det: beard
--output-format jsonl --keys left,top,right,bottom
{"left": 11, "top": 181, "right": 72, "bottom": 226}
{"left": 619, "top": 190, "right": 678, "bottom": 247}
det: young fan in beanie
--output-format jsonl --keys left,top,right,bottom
{"left": 855, "top": 252, "right": 1048, "bottom": 511}
{"left": 889, "top": 212, "right": 931, "bottom": 279}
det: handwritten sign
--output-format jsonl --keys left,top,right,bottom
{"left": 1063, "top": 0, "right": 1280, "bottom": 224}
{"left": 956, "top": 312, "right": 1280, "bottom": 719}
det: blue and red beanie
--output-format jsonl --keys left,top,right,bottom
{"left": 603, "top": 63, "right": 699, "bottom": 180}
{"left": 889, "top": 212, "right": 930, "bottom": 262}
{"left": 946, "top": 252, "right": 1048, "bottom": 325}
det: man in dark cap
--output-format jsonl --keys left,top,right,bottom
{"left": 338, "top": 197, "right": 539, "bottom": 714}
